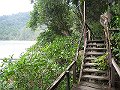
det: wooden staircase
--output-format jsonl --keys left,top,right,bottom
{"left": 73, "top": 40, "right": 109, "bottom": 90}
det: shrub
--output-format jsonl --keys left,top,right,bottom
{"left": 0, "top": 31, "right": 79, "bottom": 90}
{"left": 111, "top": 32, "right": 120, "bottom": 65}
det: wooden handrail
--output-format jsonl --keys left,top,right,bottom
{"left": 101, "top": 11, "right": 120, "bottom": 88}
{"left": 47, "top": 60, "right": 76, "bottom": 90}
{"left": 112, "top": 58, "right": 120, "bottom": 77}
{"left": 100, "top": 11, "right": 112, "bottom": 88}
{"left": 109, "top": 28, "right": 120, "bottom": 31}
{"left": 47, "top": 43, "right": 81, "bottom": 90}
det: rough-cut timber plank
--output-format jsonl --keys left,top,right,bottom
{"left": 72, "top": 82, "right": 108, "bottom": 90}
{"left": 112, "top": 58, "right": 120, "bottom": 77}
{"left": 87, "top": 40, "right": 105, "bottom": 43}
{"left": 109, "top": 28, "right": 120, "bottom": 32}
{"left": 82, "top": 75, "right": 108, "bottom": 80}
{"left": 86, "top": 52, "right": 105, "bottom": 55}
{"left": 80, "top": 82, "right": 103, "bottom": 88}
{"left": 84, "top": 63, "right": 97, "bottom": 66}
{"left": 85, "top": 57, "right": 97, "bottom": 60}
{"left": 83, "top": 68, "right": 106, "bottom": 73}
{"left": 87, "top": 43, "right": 105, "bottom": 46}
{"left": 86, "top": 48, "right": 106, "bottom": 51}
{"left": 72, "top": 85, "right": 102, "bottom": 90}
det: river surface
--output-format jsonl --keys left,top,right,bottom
{"left": 0, "top": 41, "right": 36, "bottom": 60}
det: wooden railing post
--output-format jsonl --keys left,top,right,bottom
{"left": 111, "top": 58, "right": 120, "bottom": 89}
{"left": 66, "top": 71, "right": 70, "bottom": 90}
{"left": 78, "top": 1, "right": 87, "bottom": 83}
{"left": 105, "top": 27, "right": 112, "bottom": 89}
{"left": 83, "top": 1, "right": 86, "bottom": 24}
{"left": 83, "top": 0, "right": 86, "bottom": 43}
{"left": 103, "top": 20, "right": 116, "bottom": 89}
{"left": 73, "top": 61, "right": 76, "bottom": 83}
{"left": 111, "top": 64, "right": 115, "bottom": 87}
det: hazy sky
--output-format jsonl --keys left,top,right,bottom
{"left": 0, "top": 0, "right": 33, "bottom": 16}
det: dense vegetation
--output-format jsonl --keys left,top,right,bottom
{"left": 0, "top": 31, "right": 79, "bottom": 90}
{"left": 28, "top": 0, "right": 77, "bottom": 36}
{"left": 0, "top": 0, "right": 120, "bottom": 90}
{"left": 110, "top": 1, "right": 120, "bottom": 65}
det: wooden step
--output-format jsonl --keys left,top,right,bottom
{"left": 72, "top": 85, "right": 102, "bottom": 90}
{"left": 83, "top": 68, "right": 106, "bottom": 73}
{"left": 87, "top": 40, "right": 105, "bottom": 43}
{"left": 85, "top": 57, "right": 97, "bottom": 60}
{"left": 86, "top": 48, "right": 106, "bottom": 51}
{"left": 86, "top": 52, "right": 105, "bottom": 56}
{"left": 84, "top": 63, "right": 97, "bottom": 66}
{"left": 81, "top": 82, "right": 108, "bottom": 89}
{"left": 82, "top": 75, "right": 108, "bottom": 80}
{"left": 80, "top": 81, "right": 107, "bottom": 88}
{"left": 72, "top": 82, "right": 109, "bottom": 90}
{"left": 87, "top": 43, "right": 105, "bottom": 46}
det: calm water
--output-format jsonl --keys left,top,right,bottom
{"left": 0, "top": 41, "right": 36, "bottom": 60}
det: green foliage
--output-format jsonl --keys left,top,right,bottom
{"left": 110, "top": 2, "right": 120, "bottom": 64}
{"left": 29, "top": 0, "right": 73, "bottom": 35}
{"left": 85, "top": 0, "right": 107, "bottom": 22}
{"left": 111, "top": 15, "right": 120, "bottom": 28}
{"left": 89, "top": 21, "right": 104, "bottom": 39}
{"left": 111, "top": 3, "right": 120, "bottom": 28}
{"left": 37, "top": 30, "right": 57, "bottom": 46}
{"left": 94, "top": 53, "right": 108, "bottom": 70}
{"left": 72, "top": 0, "right": 79, "bottom": 6}
{"left": 0, "top": 31, "right": 79, "bottom": 90}
{"left": 111, "top": 32, "right": 120, "bottom": 61}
